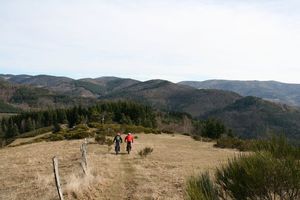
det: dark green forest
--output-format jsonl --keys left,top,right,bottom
{"left": 0, "top": 101, "right": 157, "bottom": 140}
{"left": 0, "top": 100, "right": 233, "bottom": 147}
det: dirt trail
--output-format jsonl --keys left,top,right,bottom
{"left": 0, "top": 134, "right": 240, "bottom": 200}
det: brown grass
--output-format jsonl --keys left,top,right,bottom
{"left": 0, "top": 134, "right": 239, "bottom": 200}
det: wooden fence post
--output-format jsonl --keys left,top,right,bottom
{"left": 53, "top": 156, "right": 64, "bottom": 200}
{"left": 80, "top": 139, "right": 88, "bottom": 174}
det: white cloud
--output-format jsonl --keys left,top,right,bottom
{"left": 0, "top": 0, "right": 299, "bottom": 82}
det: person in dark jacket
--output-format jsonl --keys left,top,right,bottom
{"left": 113, "top": 133, "right": 123, "bottom": 155}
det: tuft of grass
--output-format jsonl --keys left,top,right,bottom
{"left": 138, "top": 147, "right": 153, "bottom": 158}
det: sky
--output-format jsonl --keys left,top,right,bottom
{"left": 0, "top": 0, "right": 300, "bottom": 83}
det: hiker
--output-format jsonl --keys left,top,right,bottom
{"left": 124, "top": 133, "right": 134, "bottom": 154}
{"left": 113, "top": 132, "right": 123, "bottom": 155}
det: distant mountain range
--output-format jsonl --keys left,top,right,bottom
{"left": 179, "top": 80, "right": 300, "bottom": 107}
{"left": 1, "top": 74, "right": 300, "bottom": 141}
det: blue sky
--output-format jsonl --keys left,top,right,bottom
{"left": 0, "top": 0, "right": 299, "bottom": 82}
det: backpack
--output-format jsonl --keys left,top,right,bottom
{"left": 115, "top": 135, "right": 122, "bottom": 143}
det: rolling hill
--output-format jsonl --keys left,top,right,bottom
{"left": 0, "top": 74, "right": 140, "bottom": 98}
{"left": 0, "top": 77, "right": 98, "bottom": 111}
{"left": 100, "top": 79, "right": 242, "bottom": 117}
{"left": 179, "top": 80, "right": 300, "bottom": 107}
{"left": 204, "top": 96, "right": 300, "bottom": 141}
{"left": 1, "top": 74, "right": 300, "bottom": 141}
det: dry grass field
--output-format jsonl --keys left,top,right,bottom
{"left": 0, "top": 133, "right": 240, "bottom": 200}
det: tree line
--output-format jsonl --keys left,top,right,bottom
{"left": 0, "top": 101, "right": 157, "bottom": 139}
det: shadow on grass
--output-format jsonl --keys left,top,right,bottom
{"left": 110, "top": 152, "right": 130, "bottom": 155}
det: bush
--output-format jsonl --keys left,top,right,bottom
{"left": 121, "top": 124, "right": 160, "bottom": 134}
{"left": 74, "top": 124, "right": 89, "bottom": 131}
{"left": 89, "top": 123, "right": 125, "bottom": 136}
{"left": 186, "top": 172, "right": 219, "bottom": 200}
{"left": 254, "top": 135, "right": 300, "bottom": 159}
{"left": 215, "top": 152, "right": 300, "bottom": 200}
{"left": 186, "top": 136, "right": 300, "bottom": 200}
{"left": 95, "top": 134, "right": 106, "bottom": 144}
{"left": 16, "top": 126, "right": 53, "bottom": 138}
{"left": 214, "top": 137, "right": 256, "bottom": 151}
{"left": 192, "top": 135, "right": 202, "bottom": 141}
{"left": 138, "top": 147, "right": 153, "bottom": 158}
{"left": 105, "top": 138, "right": 114, "bottom": 146}
{"left": 47, "top": 133, "right": 65, "bottom": 141}
{"left": 161, "top": 129, "right": 174, "bottom": 134}
{"left": 87, "top": 122, "right": 102, "bottom": 128}
{"left": 192, "top": 135, "right": 213, "bottom": 142}
{"left": 64, "top": 130, "right": 90, "bottom": 140}
{"left": 95, "top": 135, "right": 114, "bottom": 146}
{"left": 182, "top": 132, "right": 190, "bottom": 136}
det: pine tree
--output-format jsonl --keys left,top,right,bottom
{"left": 25, "top": 118, "right": 34, "bottom": 132}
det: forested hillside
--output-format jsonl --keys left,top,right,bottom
{"left": 180, "top": 80, "right": 300, "bottom": 107}
{"left": 204, "top": 96, "right": 300, "bottom": 142}
{"left": 0, "top": 101, "right": 157, "bottom": 140}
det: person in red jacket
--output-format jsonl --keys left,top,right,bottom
{"left": 124, "top": 133, "right": 134, "bottom": 154}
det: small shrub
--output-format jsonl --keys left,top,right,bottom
{"left": 186, "top": 136, "right": 300, "bottom": 200}
{"left": 64, "top": 130, "right": 90, "bottom": 140}
{"left": 138, "top": 147, "right": 153, "bottom": 158}
{"left": 152, "top": 129, "right": 162, "bottom": 134}
{"left": 182, "top": 132, "right": 190, "bottom": 136}
{"left": 192, "top": 135, "right": 213, "bottom": 142}
{"left": 47, "top": 134, "right": 65, "bottom": 141}
{"left": 105, "top": 138, "right": 114, "bottom": 146}
{"left": 161, "top": 129, "right": 174, "bottom": 134}
{"left": 192, "top": 135, "right": 202, "bottom": 141}
{"left": 186, "top": 172, "right": 219, "bottom": 200}
{"left": 87, "top": 122, "right": 102, "bottom": 128}
{"left": 215, "top": 152, "right": 300, "bottom": 200}
{"left": 53, "top": 123, "right": 61, "bottom": 133}
{"left": 95, "top": 129, "right": 106, "bottom": 136}
{"left": 254, "top": 135, "right": 300, "bottom": 159}
{"left": 122, "top": 124, "right": 160, "bottom": 134}
{"left": 17, "top": 126, "right": 53, "bottom": 138}
{"left": 95, "top": 135, "right": 114, "bottom": 146}
{"left": 75, "top": 124, "right": 89, "bottom": 130}
{"left": 95, "top": 135, "right": 106, "bottom": 145}
{"left": 214, "top": 136, "right": 255, "bottom": 151}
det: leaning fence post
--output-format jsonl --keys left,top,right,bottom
{"left": 80, "top": 139, "right": 88, "bottom": 174}
{"left": 53, "top": 156, "right": 64, "bottom": 200}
